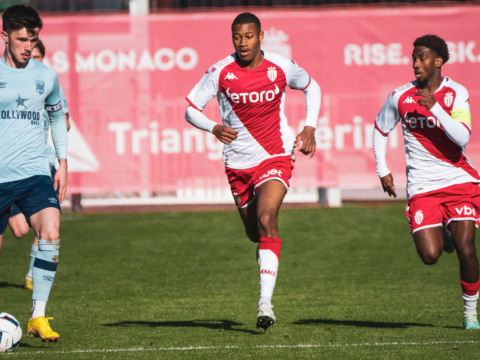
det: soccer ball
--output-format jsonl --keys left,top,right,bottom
{"left": 0, "top": 312, "right": 22, "bottom": 352}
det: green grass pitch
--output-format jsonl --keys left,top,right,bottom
{"left": 1, "top": 203, "right": 479, "bottom": 359}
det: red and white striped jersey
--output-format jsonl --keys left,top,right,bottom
{"left": 186, "top": 51, "right": 312, "bottom": 169}
{"left": 375, "top": 77, "right": 480, "bottom": 199}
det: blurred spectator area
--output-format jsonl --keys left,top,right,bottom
{"left": 0, "top": 0, "right": 476, "bottom": 13}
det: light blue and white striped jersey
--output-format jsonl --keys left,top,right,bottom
{"left": 0, "top": 57, "right": 66, "bottom": 183}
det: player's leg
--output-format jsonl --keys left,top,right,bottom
{"left": 8, "top": 206, "right": 29, "bottom": 239}
{"left": 237, "top": 199, "right": 260, "bottom": 243}
{"left": 450, "top": 220, "right": 480, "bottom": 329}
{"left": 27, "top": 207, "right": 61, "bottom": 341}
{"left": 412, "top": 227, "right": 444, "bottom": 265}
{"left": 25, "top": 236, "right": 39, "bottom": 291}
{"left": 254, "top": 179, "right": 287, "bottom": 330}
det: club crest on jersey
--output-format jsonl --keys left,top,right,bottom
{"left": 444, "top": 91, "right": 454, "bottom": 107}
{"left": 414, "top": 210, "right": 424, "bottom": 225}
{"left": 36, "top": 80, "right": 45, "bottom": 95}
{"left": 267, "top": 66, "right": 277, "bottom": 82}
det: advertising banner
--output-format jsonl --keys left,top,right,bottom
{"left": 10, "top": 6, "right": 479, "bottom": 196}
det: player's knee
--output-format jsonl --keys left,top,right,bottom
{"left": 257, "top": 212, "right": 277, "bottom": 233}
{"left": 41, "top": 229, "right": 60, "bottom": 242}
{"left": 418, "top": 250, "right": 440, "bottom": 265}
{"left": 11, "top": 227, "right": 29, "bottom": 239}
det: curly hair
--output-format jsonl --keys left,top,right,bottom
{"left": 413, "top": 34, "right": 449, "bottom": 64}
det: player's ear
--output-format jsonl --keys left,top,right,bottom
{"left": 259, "top": 30, "right": 264, "bottom": 42}
{"left": 1, "top": 31, "right": 9, "bottom": 43}
{"left": 435, "top": 56, "right": 443, "bottom": 68}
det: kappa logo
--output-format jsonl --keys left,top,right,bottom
{"left": 414, "top": 210, "right": 424, "bottom": 225}
{"left": 403, "top": 97, "right": 416, "bottom": 104}
{"left": 224, "top": 72, "right": 238, "bottom": 80}
{"left": 455, "top": 205, "right": 476, "bottom": 216}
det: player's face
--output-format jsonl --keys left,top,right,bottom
{"left": 31, "top": 47, "right": 44, "bottom": 62}
{"left": 412, "top": 46, "right": 442, "bottom": 85}
{"left": 232, "top": 22, "right": 264, "bottom": 68}
{"left": 1, "top": 27, "right": 39, "bottom": 68}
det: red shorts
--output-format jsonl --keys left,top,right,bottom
{"left": 406, "top": 182, "right": 480, "bottom": 234}
{"left": 225, "top": 155, "right": 294, "bottom": 208}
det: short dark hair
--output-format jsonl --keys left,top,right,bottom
{"left": 34, "top": 38, "right": 45, "bottom": 58}
{"left": 413, "top": 34, "right": 449, "bottom": 64}
{"left": 232, "top": 12, "right": 261, "bottom": 31}
{"left": 2, "top": 5, "right": 42, "bottom": 35}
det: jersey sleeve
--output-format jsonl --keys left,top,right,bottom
{"left": 45, "top": 74, "right": 64, "bottom": 120}
{"left": 451, "top": 84, "right": 471, "bottom": 129}
{"left": 186, "top": 68, "right": 219, "bottom": 111}
{"left": 375, "top": 91, "right": 400, "bottom": 135}
{"left": 287, "top": 59, "right": 311, "bottom": 90}
{"left": 59, "top": 85, "right": 69, "bottom": 116}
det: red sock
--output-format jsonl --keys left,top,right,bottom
{"left": 461, "top": 279, "right": 480, "bottom": 296}
{"left": 259, "top": 237, "right": 281, "bottom": 260}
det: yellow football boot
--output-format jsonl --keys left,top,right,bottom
{"left": 27, "top": 316, "right": 59, "bottom": 342}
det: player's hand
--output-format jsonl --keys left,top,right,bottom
{"left": 415, "top": 89, "right": 436, "bottom": 110}
{"left": 294, "top": 126, "right": 316, "bottom": 158}
{"left": 212, "top": 124, "right": 238, "bottom": 144}
{"left": 54, "top": 159, "right": 68, "bottom": 204}
{"left": 380, "top": 173, "right": 397, "bottom": 198}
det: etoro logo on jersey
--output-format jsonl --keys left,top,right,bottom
{"left": 225, "top": 84, "right": 280, "bottom": 105}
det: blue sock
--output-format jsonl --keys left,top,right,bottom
{"left": 32, "top": 239, "right": 60, "bottom": 301}
{"left": 27, "top": 244, "right": 38, "bottom": 278}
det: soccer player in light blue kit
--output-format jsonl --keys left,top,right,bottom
{"left": 0, "top": 5, "right": 67, "bottom": 342}
{"left": 6, "top": 38, "right": 71, "bottom": 292}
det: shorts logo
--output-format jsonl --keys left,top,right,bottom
{"left": 259, "top": 169, "right": 282, "bottom": 181}
{"left": 232, "top": 192, "right": 241, "bottom": 205}
{"left": 36, "top": 80, "right": 45, "bottom": 95}
{"left": 48, "top": 197, "right": 58, "bottom": 204}
{"left": 414, "top": 210, "right": 424, "bottom": 225}
{"left": 455, "top": 205, "right": 475, "bottom": 216}
{"left": 444, "top": 91, "right": 454, "bottom": 107}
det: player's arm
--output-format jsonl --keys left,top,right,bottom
{"left": 295, "top": 78, "right": 321, "bottom": 158}
{"left": 416, "top": 88, "right": 470, "bottom": 147}
{"left": 185, "top": 105, "right": 238, "bottom": 144}
{"left": 374, "top": 92, "right": 400, "bottom": 198}
{"left": 59, "top": 85, "right": 71, "bottom": 131}
{"left": 47, "top": 77, "right": 68, "bottom": 203}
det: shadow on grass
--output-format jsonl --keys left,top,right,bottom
{"left": 0, "top": 281, "right": 24, "bottom": 289}
{"left": 294, "top": 318, "right": 434, "bottom": 329}
{"left": 103, "top": 319, "right": 261, "bottom": 335}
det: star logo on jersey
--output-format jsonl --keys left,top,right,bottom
{"left": 224, "top": 72, "right": 238, "bottom": 81}
{"left": 15, "top": 94, "right": 28, "bottom": 108}
{"left": 403, "top": 97, "right": 416, "bottom": 104}
{"left": 36, "top": 80, "right": 45, "bottom": 95}
{"left": 267, "top": 66, "right": 277, "bottom": 82}
{"left": 444, "top": 91, "right": 454, "bottom": 107}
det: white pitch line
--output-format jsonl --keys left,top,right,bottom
{"left": 5, "top": 339, "right": 480, "bottom": 356}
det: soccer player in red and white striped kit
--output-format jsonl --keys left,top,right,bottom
{"left": 185, "top": 12, "right": 321, "bottom": 330}
{"left": 374, "top": 34, "right": 480, "bottom": 329}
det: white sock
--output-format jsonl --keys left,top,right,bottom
{"left": 258, "top": 249, "right": 279, "bottom": 306}
{"left": 31, "top": 300, "right": 47, "bottom": 319}
{"left": 462, "top": 292, "right": 478, "bottom": 315}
